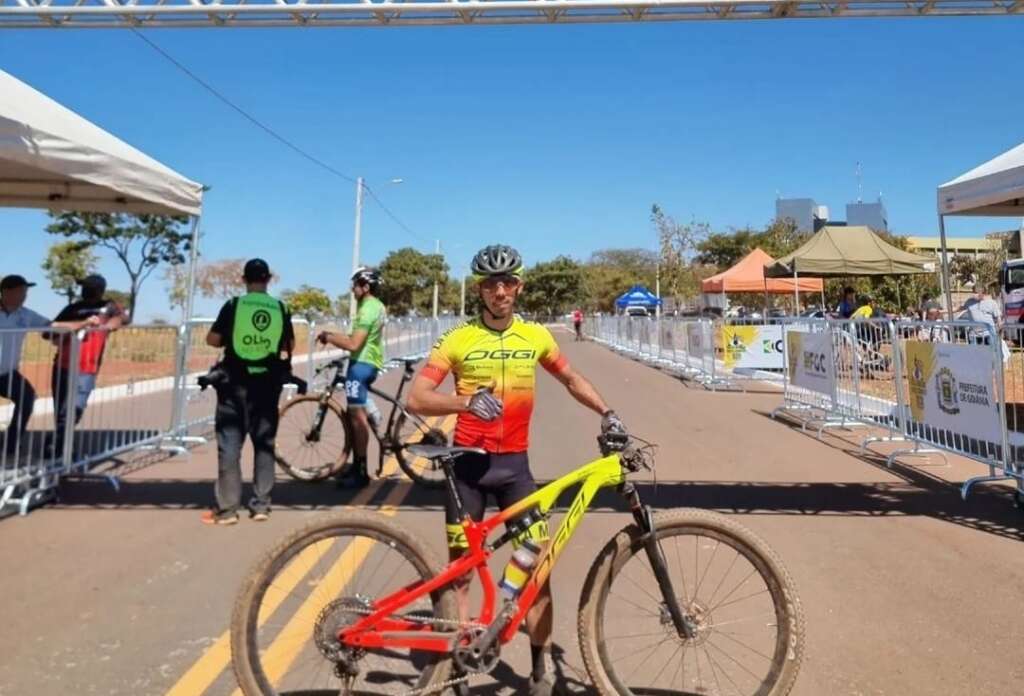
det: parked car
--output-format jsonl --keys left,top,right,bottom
{"left": 625, "top": 306, "right": 650, "bottom": 318}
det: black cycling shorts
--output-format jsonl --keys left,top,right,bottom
{"left": 444, "top": 451, "right": 549, "bottom": 550}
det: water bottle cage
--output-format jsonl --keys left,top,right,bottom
{"left": 487, "top": 508, "right": 544, "bottom": 552}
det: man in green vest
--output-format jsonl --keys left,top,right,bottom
{"left": 317, "top": 266, "right": 386, "bottom": 488}
{"left": 202, "top": 258, "right": 295, "bottom": 525}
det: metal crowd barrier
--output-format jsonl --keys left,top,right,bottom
{"left": 0, "top": 327, "right": 75, "bottom": 514}
{"left": 587, "top": 314, "right": 1024, "bottom": 508}
{"left": 0, "top": 315, "right": 460, "bottom": 516}
{"left": 779, "top": 317, "right": 1021, "bottom": 505}
{"left": 585, "top": 315, "right": 738, "bottom": 390}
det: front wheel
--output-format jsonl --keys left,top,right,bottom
{"left": 578, "top": 508, "right": 805, "bottom": 696}
{"left": 275, "top": 395, "right": 352, "bottom": 481}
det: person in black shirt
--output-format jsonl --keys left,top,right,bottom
{"left": 49, "top": 274, "right": 126, "bottom": 457}
{"left": 202, "top": 259, "right": 294, "bottom": 525}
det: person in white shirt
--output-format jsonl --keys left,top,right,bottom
{"left": 0, "top": 275, "right": 96, "bottom": 460}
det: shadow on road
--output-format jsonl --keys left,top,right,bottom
{"left": 50, "top": 454, "right": 1024, "bottom": 545}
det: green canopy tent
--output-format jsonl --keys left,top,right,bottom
{"left": 763, "top": 225, "right": 936, "bottom": 311}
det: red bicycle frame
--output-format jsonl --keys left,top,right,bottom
{"left": 339, "top": 453, "right": 625, "bottom": 653}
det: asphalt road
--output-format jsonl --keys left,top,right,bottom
{"left": 3, "top": 326, "right": 1024, "bottom": 696}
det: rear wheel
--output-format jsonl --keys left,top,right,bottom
{"left": 275, "top": 396, "right": 351, "bottom": 481}
{"left": 392, "top": 412, "right": 448, "bottom": 488}
{"left": 231, "top": 511, "right": 458, "bottom": 696}
{"left": 578, "top": 508, "right": 804, "bottom": 696}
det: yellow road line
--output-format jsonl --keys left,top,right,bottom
{"left": 164, "top": 483, "right": 380, "bottom": 696}
{"left": 397, "top": 413, "right": 458, "bottom": 482}
{"left": 170, "top": 415, "right": 457, "bottom": 696}
{"left": 227, "top": 484, "right": 409, "bottom": 696}
{"left": 378, "top": 416, "right": 440, "bottom": 479}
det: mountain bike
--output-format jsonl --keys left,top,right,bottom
{"left": 274, "top": 356, "right": 449, "bottom": 487}
{"left": 232, "top": 432, "right": 806, "bottom": 696}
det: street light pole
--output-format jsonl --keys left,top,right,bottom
{"left": 432, "top": 239, "right": 441, "bottom": 319}
{"left": 460, "top": 274, "right": 467, "bottom": 317}
{"left": 349, "top": 176, "right": 364, "bottom": 320}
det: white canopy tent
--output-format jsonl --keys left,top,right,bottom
{"left": 0, "top": 68, "right": 205, "bottom": 317}
{"left": 936, "top": 141, "right": 1024, "bottom": 314}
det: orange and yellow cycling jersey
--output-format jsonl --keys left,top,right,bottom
{"left": 419, "top": 316, "right": 569, "bottom": 453}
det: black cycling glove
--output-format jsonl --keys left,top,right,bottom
{"left": 601, "top": 409, "right": 626, "bottom": 435}
{"left": 467, "top": 387, "right": 503, "bottom": 422}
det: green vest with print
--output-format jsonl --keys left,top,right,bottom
{"left": 231, "top": 292, "right": 286, "bottom": 374}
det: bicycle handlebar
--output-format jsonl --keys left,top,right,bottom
{"left": 598, "top": 432, "right": 655, "bottom": 473}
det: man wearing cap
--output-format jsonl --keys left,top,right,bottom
{"left": 50, "top": 274, "right": 127, "bottom": 457}
{"left": 203, "top": 259, "right": 294, "bottom": 525}
{"left": 1, "top": 275, "right": 97, "bottom": 460}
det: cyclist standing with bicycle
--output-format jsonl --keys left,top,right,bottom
{"left": 406, "top": 244, "right": 624, "bottom": 696}
{"left": 317, "top": 267, "right": 386, "bottom": 489}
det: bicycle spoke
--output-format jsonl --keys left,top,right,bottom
{"left": 693, "top": 537, "right": 721, "bottom": 601}
{"left": 648, "top": 641, "right": 683, "bottom": 688}
{"left": 710, "top": 611, "right": 778, "bottom": 630}
{"left": 710, "top": 568, "right": 760, "bottom": 613}
{"left": 603, "top": 630, "right": 670, "bottom": 641}
{"left": 703, "top": 640, "right": 725, "bottom": 696}
{"left": 704, "top": 548, "right": 742, "bottom": 607}
{"left": 706, "top": 637, "right": 765, "bottom": 683}
{"left": 608, "top": 590, "right": 661, "bottom": 619}
{"left": 619, "top": 562, "right": 663, "bottom": 606}
{"left": 713, "top": 587, "right": 770, "bottom": 613}
{"left": 713, "top": 626, "right": 775, "bottom": 663}
{"left": 703, "top": 641, "right": 745, "bottom": 696}
{"left": 673, "top": 535, "right": 691, "bottom": 605}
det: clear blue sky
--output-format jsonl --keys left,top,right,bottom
{"left": 2, "top": 18, "right": 1022, "bottom": 320}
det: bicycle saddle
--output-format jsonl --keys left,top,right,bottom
{"left": 405, "top": 444, "right": 486, "bottom": 461}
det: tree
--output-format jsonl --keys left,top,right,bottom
{"left": 47, "top": 212, "right": 191, "bottom": 317}
{"left": 164, "top": 258, "right": 250, "bottom": 318}
{"left": 694, "top": 229, "right": 759, "bottom": 268}
{"left": 695, "top": 219, "right": 808, "bottom": 269}
{"left": 652, "top": 204, "right": 710, "bottom": 308}
{"left": 584, "top": 248, "right": 658, "bottom": 312}
{"left": 520, "top": 256, "right": 586, "bottom": 317}
{"left": 104, "top": 289, "right": 132, "bottom": 310}
{"left": 377, "top": 247, "right": 448, "bottom": 316}
{"left": 281, "top": 285, "right": 333, "bottom": 320}
{"left": 41, "top": 240, "right": 98, "bottom": 303}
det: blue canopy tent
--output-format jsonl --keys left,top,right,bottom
{"left": 615, "top": 285, "right": 662, "bottom": 311}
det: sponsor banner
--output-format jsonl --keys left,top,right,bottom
{"left": 786, "top": 330, "right": 835, "bottom": 397}
{"left": 686, "top": 322, "right": 707, "bottom": 355}
{"left": 904, "top": 340, "right": 1001, "bottom": 442}
{"left": 721, "top": 324, "right": 784, "bottom": 370}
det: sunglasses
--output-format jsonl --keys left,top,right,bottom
{"left": 480, "top": 276, "right": 521, "bottom": 291}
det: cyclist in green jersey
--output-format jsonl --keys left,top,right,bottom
{"left": 317, "top": 267, "right": 386, "bottom": 488}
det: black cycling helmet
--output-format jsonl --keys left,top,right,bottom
{"left": 470, "top": 244, "right": 524, "bottom": 279}
{"left": 351, "top": 266, "right": 382, "bottom": 289}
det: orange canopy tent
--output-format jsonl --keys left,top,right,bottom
{"left": 701, "top": 248, "right": 823, "bottom": 294}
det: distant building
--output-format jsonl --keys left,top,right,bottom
{"left": 906, "top": 234, "right": 1005, "bottom": 295}
{"left": 905, "top": 235, "right": 1002, "bottom": 259}
{"left": 775, "top": 198, "right": 828, "bottom": 234}
{"left": 846, "top": 199, "right": 888, "bottom": 232}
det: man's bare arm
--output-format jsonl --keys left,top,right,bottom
{"left": 406, "top": 375, "right": 469, "bottom": 417}
{"left": 318, "top": 329, "right": 367, "bottom": 353}
{"left": 549, "top": 363, "right": 611, "bottom": 416}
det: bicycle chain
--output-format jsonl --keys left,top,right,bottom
{"left": 332, "top": 607, "right": 486, "bottom": 696}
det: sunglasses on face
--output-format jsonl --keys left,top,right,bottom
{"left": 480, "top": 276, "right": 521, "bottom": 292}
